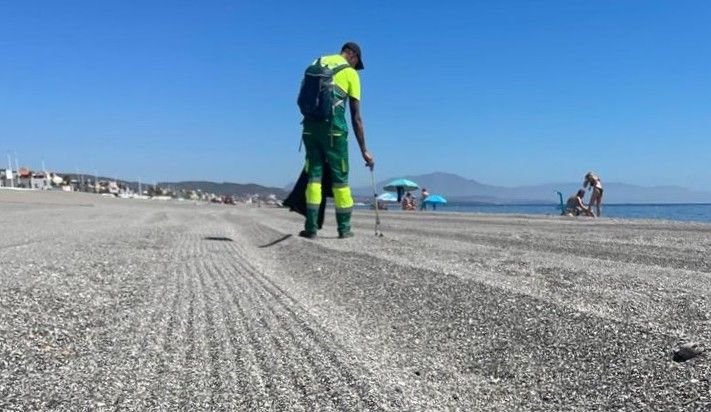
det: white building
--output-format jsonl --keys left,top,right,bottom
{"left": 0, "top": 169, "right": 14, "bottom": 188}
{"left": 18, "top": 172, "right": 50, "bottom": 190}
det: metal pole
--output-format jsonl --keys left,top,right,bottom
{"left": 370, "top": 169, "right": 382, "bottom": 236}
{"left": 14, "top": 154, "right": 19, "bottom": 187}
{"left": 42, "top": 160, "right": 47, "bottom": 189}
{"left": 7, "top": 154, "right": 14, "bottom": 188}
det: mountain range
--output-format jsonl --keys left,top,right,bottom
{"left": 352, "top": 172, "right": 711, "bottom": 204}
{"left": 64, "top": 171, "right": 711, "bottom": 203}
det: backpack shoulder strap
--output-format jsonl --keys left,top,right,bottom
{"left": 332, "top": 63, "right": 351, "bottom": 74}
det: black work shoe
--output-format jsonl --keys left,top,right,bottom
{"left": 338, "top": 231, "right": 354, "bottom": 239}
{"left": 299, "top": 230, "right": 317, "bottom": 239}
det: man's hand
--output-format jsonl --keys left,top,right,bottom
{"left": 362, "top": 150, "right": 374, "bottom": 169}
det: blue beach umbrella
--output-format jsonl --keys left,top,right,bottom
{"left": 424, "top": 194, "right": 447, "bottom": 205}
{"left": 424, "top": 194, "right": 447, "bottom": 210}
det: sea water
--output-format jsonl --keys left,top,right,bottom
{"left": 441, "top": 203, "right": 711, "bottom": 223}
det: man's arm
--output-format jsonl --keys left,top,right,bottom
{"left": 349, "top": 98, "right": 374, "bottom": 168}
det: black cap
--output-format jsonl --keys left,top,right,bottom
{"left": 342, "top": 42, "right": 364, "bottom": 70}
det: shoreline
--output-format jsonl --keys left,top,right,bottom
{"left": 4, "top": 188, "right": 711, "bottom": 226}
{"left": 356, "top": 203, "right": 711, "bottom": 225}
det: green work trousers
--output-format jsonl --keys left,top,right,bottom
{"left": 302, "top": 122, "right": 353, "bottom": 235}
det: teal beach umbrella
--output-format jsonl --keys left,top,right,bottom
{"left": 376, "top": 192, "right": 399, "bottom": 202}
{"left": 383, "top": 179, "right": 419, "bottom": 202}
{"left": 383, "top": 179, "right": 419, "bottom": 192}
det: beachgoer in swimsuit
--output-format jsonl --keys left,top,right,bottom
{"left": 419, "top": 187, "right": 429, "bottom": 211}
{"left": 565, "top": 189, "right": 594, "bottom": 217}
{"left": 402, "top": 192, "right": 415, "bottom": 211}
{"left": 583, "top": 171, "right": 603, "bottom": 217}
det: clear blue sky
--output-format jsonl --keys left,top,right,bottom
{"left": 1, "top": 1, "right": 710, "bottom": 190}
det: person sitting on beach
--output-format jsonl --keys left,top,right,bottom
{"left": 565, "top": 189, "right": 594, "bottom": 217}
{"left": 402, "top": 192, "right": 416, "bottom": 211}
{"left": 419, "top": 187, "right": 429, "bottom": 210}
{"left": 583, "top": 171, "right": 604, "bottom": 217}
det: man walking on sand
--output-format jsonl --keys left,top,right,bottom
{"left": 297, "top": 42, "right": 374, "bottom": 239}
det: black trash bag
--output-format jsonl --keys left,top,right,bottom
{"left": 283, "top": 165, "right": 333, "bottom": 230}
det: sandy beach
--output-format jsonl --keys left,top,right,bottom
{"left": 1, "top": 189, "right": 710, "bottom": 410}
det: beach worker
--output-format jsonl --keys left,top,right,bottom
{"left": 565, "top": 189, "right": 594, "bottom": 217}
{"left": 583, "top": 171, "right": 604, "bottom": 217}
{"left": 420, "top": 187, "right": 429, "bottom": 210}
{"left": 296, "top": 42, "right": 374, "bottom": 239}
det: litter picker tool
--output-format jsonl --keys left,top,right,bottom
{"left": 370, "top": 169, "right": 383, "bottom": 237}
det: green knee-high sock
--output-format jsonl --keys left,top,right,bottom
{"left": 336, "top": 212, "right": 351, "bottom": 234}
{"left": 305, "top": 208, "right": 319, "bottom": 234}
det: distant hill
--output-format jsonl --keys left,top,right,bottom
{"left": 353, "top": 172, "right": 711, "bottom": 204}
{"left": 62, "top": 171, "right": 711, "bottom": 203}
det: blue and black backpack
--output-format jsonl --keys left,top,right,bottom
{"left": 297, "top": 58, "right": 350, "bottom": 122}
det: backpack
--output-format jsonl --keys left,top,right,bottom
{"left": 297, "top": 58, "right": 350, "bottom": 121}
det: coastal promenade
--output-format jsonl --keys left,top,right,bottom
{"left": 1, "top": 190, "right": 710, "bottom": 410}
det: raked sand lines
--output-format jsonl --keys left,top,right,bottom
{"left": 2, "top": 194, "right": 711, "bottom": 410}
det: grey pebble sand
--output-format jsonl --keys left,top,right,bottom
{"left": 1, "top": 190, "right": 710, "bottom": 410}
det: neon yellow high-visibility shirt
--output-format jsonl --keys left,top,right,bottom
{"left": 317, "top": 54, "right": 361, "bottom": 101}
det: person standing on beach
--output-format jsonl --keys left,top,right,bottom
{"left": 297, "top": 42, "right": 374, "bottom": 239}
{"left": 583, "top": 171, "right": 603, "bottom": 217}
{"left": 419, "top": 187, "right": 429, "bottom": 211}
